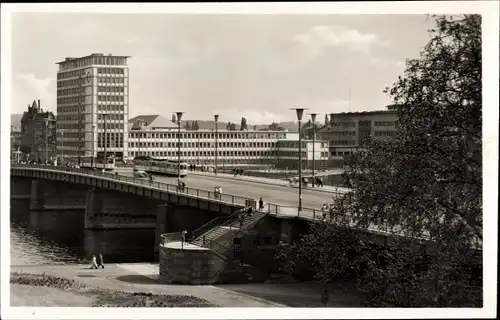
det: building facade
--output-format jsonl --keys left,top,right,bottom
{"left": 20, "top": 100, "right": 57, "bottom": 162}
{"left": 276, "top": 135, "right": 330, "bottom": 170}
{"left": 56, "top": 53, "right": 130, "bottom": 163}
{"left": 316, "top": 110, "right": 398, "bottom": 159}
{"left": 127, "top": 115, "right": 329, "bottom": 170}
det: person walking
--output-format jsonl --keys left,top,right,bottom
{"left": 97, "top": 253, "right": 104, "bottom": 269}
{"left": 321, "top": 203, "right": 328, "bottom": 219}
{"left": 90, "top": 255, "right": 98, "bottom": 269}
{"left": 258, "top": 197, "right": 264, "bottom": 211}
{"left": 218, "top": 186, "right": 222, "bottom": 199}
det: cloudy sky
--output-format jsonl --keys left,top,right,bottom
{"left": 11, "top": 13, "right": 434, "bottom": 124}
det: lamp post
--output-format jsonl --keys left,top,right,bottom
{"left": 44, "top": 118, "right": 49, "bottom": 164}
{"left": 175, "top": 112, "right": 184, "bottom": 183}
{"left": 214, "top": 114, "right": 219, "bottom": 175}
{"left": 308, "top": 113, "right": 318, "bottom": 188}
{"left": 103, "top": 113, "right": 108, "bottom": 164}
{"left": 60, "top": 129, "right": 65, "bottom": 166}
{"left": 91, "top": 126, "right": 94, "bottom": 168}
{"left": 291, "top": 108, "right": 308, "bottom": 213}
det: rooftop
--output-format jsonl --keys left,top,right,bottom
{"left": 56, "top": 53, "right": 130, "bottom": 65}
{"left": 129, "top": 115, "right": 178, "bottom": 129}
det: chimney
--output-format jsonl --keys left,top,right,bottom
{"left": 38, "top": 100, "right": 41, "bottom": 110}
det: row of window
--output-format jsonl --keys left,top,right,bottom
{"left": 328, "top": 131, "right": 356, "bottom": 136}
{"left": 330, "top": 140, "right": 357, "bottom": 146}
{"left": 374, "top": 121, "right": 396, "bottom": 127}
{"left": 97, "top": 67, "right": 125, "bottom": 75}
{"left": 96, "top": 113, "right": 125, "bottom": 121}
{"left": 57, "top": 123, "right": 85, "bottom": 130}
{"left": 97, "top": 76, "right": 126, "bottom": 84}
{"left": 57, "top": 96, "right": 83, "bottom": 105}
{"left": 277, "top": 141, "right": 328, "bottom": 148}
{"left": 97, "top": 95, "right": 125, "bottom": 102}
{"left": 98, "top": 105, "right": 126, "bottom": 112}
{"left": 58, "top": 114, "right": 86, "bottom": 121}
{"left": 129, "top": 141, "right": 276, "bottom": 149}
{"left": 331, "top": 122, "right": 356, "bottom": 127}
{"left": 57, "top": 87, "right": 84, "bottom": 96}
{"left": 97, "top": 86, "right": 125, "bottom": 93}
{"left": 129, "top": 132, "right": 286, "bottom": 140}
{"left": 374, "top": 130, "right": 397, "bottom": 137}
{"left": 130, "top": 150, "right": 278, "bottom": 158}
{"left": 97, "top": 123, "right": 125, "bottom": 130}
{"left": 279, "top": 151, "right": 329, "bottom": 158}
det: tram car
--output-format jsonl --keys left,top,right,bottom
{"left": 133, "top": 156, "right": 188, "bottom": 177}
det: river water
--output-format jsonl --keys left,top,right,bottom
{"left": 10, "top": 200, "right": 157, "bottom": 265}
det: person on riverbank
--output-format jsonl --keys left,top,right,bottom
{"left": 97, "top": 253, "right": 104, "bottom": 269}
{"left": 90, "top": 255, "right": 98, "bottom": 269}
{"left": 258, "top": 197, "right": 264, "bottom": 211}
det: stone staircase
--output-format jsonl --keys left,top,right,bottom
{"left": 190, "top": 211, "right": 266, "bottom": 250}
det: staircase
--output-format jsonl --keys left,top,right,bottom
{"left": 190, "top": 211, "right": 266, "bottom": 249}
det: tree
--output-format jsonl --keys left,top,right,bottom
{"left": 253, "top": 125, "right": 257, "bottom": 131}
{"left": 192, "top": 121, "right": 199, "bottom": 131}
{"left": 324, "top": 114, "right": 329, "bottom": 126}
{"left": 184, "top": 121, "right": 190, "bottom": 130}
{"left": 240, "top": 117, "right": 248, "bottom": 131}
{"left": 280, "top": 15, "right": 482, "bottom": 307}
{"left": 171, "top": 114, "right": 177, "bottom": 123}
{"left": 268, "top": 122, "right": 285, "bottom": 131}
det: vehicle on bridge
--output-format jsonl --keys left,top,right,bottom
{"left": 81, "top": 156, "right": 115, "bottom": 171}
{"left": 133, "top": 156, "right": 188, "bottom": 177}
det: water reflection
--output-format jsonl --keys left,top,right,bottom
{"left": 11, "top": 200, "right": 157, "bottom": 265}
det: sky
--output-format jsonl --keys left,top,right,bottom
{"left": 11, "top": 13, "right": 434, "bottom": 124}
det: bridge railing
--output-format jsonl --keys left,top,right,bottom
{"left": 11, "top": 164, "right": 250, "bottom": 207}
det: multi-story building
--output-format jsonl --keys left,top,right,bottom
{"left": 20, "top": 100, "right": 57, "bottom": 162}
{"left": 276, "top": 134, "right": 330, "bottom": 170}
{"left": 316, "top": 110, "right": 398, "bottom": 159}
{"left": 127, "top": 114, "right": 329, "bottom": 170}
{"left": 56, "top": 53, "right": 130, "bottom": 163}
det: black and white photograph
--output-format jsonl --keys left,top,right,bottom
{"left": 1, "top": 2, "right": 498, "bottom": 319}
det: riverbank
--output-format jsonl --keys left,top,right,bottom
{"left": 10, "top": 263, "right": 286, "bottom": 307}
{"left": 10, "top": 263, "right": 364, "bottom": 307}
{"left": 11, "top": 272, "right": 215, "bottom": 307}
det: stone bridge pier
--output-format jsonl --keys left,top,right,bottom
{"left": 25, "top": 179, "right": 88, "bottom": 211}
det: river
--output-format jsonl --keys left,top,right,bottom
{"left": 10, "top": 200, "right": 157, "bottom": 265}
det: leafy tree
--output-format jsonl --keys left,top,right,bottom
{"left": 268, "top": 122, "right": 285, "bottom": 131}
{"left": 240, "top": 117, "right": 248, "bottom": 131}
{"left": 253, "top": 125, "right": 257, "bottom": 131}
{"left": 279, "top": 15, "right": 482, "bottom": 307}
{"left": 226, "top": 122, "right": 236, "bottom": 131}
{"left": 184, "top": 121, "right": 190, "bottom": 130}
{"left": 171, "top": 114, "right": 177, "bottom": 123}
{"left": 324, "top": 114, "right": 329, "bottom": 126}
{"left": 19, "top": 144, "right": 31, "bottom": 155}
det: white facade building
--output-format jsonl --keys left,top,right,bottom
{"left": 56, "top": 53, "right": 130, "bottom": 162}
{"left": 127, "top": 115, "right": 329, "bottom": 170}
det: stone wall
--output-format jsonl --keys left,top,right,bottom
{"left": 159, "top": 244, "right": 226, "bottom": 285}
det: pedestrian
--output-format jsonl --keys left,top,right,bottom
{"left": 97, "top": 253, "right": 105, "bottom": 269}
{"left": 181, "top": 229, "right": 187, "bottom": 249}
{"left": 258, "top": 197, "right": 264, "bottom": 211}
{"left": 90, "top": 255, "right": 98, "bottom": 269}
{"left": 218, "top": 186, "right": 222, "bottom": 199}
{"left": 321, "top": 203, "right": 328, "bottom": 218}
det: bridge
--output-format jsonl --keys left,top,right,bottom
{"left": 11, "top": 164, "right": 339, "bottom": 220}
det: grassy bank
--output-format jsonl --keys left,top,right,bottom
{"left": 11, "top": 272, "right": 216, "bottom": 307}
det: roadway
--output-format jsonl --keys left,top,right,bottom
{"left": 115, "top": 168, "right": 336, "bottom": 211}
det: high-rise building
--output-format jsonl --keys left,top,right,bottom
{"left": 56, "top": 53, "right": 130, "bottom": 163}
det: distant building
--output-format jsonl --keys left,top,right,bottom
{"left": 127, "top": 115, "right": 329, "bottom": 169}
{"left": 276, "top": 133, "right": 330, "bottom": 170}
{"left": 316, "top": 109, "right": 398, "bottom": 160}
{"left": 20, "top": 100, "right": 57, "bottom": 162}
{"left": 56, "top": 53, "right": 130, "bottom": 162}
{"left": 10, "top": 124, "right": 22, "bottom": 161}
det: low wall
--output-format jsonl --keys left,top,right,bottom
{"left": 159, "top": 243, "right": 226, "bottom": 285}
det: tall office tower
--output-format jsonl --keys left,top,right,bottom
{"left": 56, "top": 53, "right": 130, "bottom": 163}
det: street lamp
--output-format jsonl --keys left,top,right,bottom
{"left": 291, "top": 107, "right": 308, "bottom": 213}
{"left": 44, "top": 118, "right": 49, "bottom": 164}
{"left": 91, "top": 126, "right": 95, "bottom": 168}
{"left": 175, "top": 112, "right": 184, "bottom": 183}
{"left": 60, "top": 129, "right": 65, "bottom": 166}
{"left": 308, "top": 113, "right": 318, "bottom": 188}
{"left": 214, "top": 114, "right": 219, "bottom": 175}
{"left": 103, "top": 113, "right": 108, "bottom": 164}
